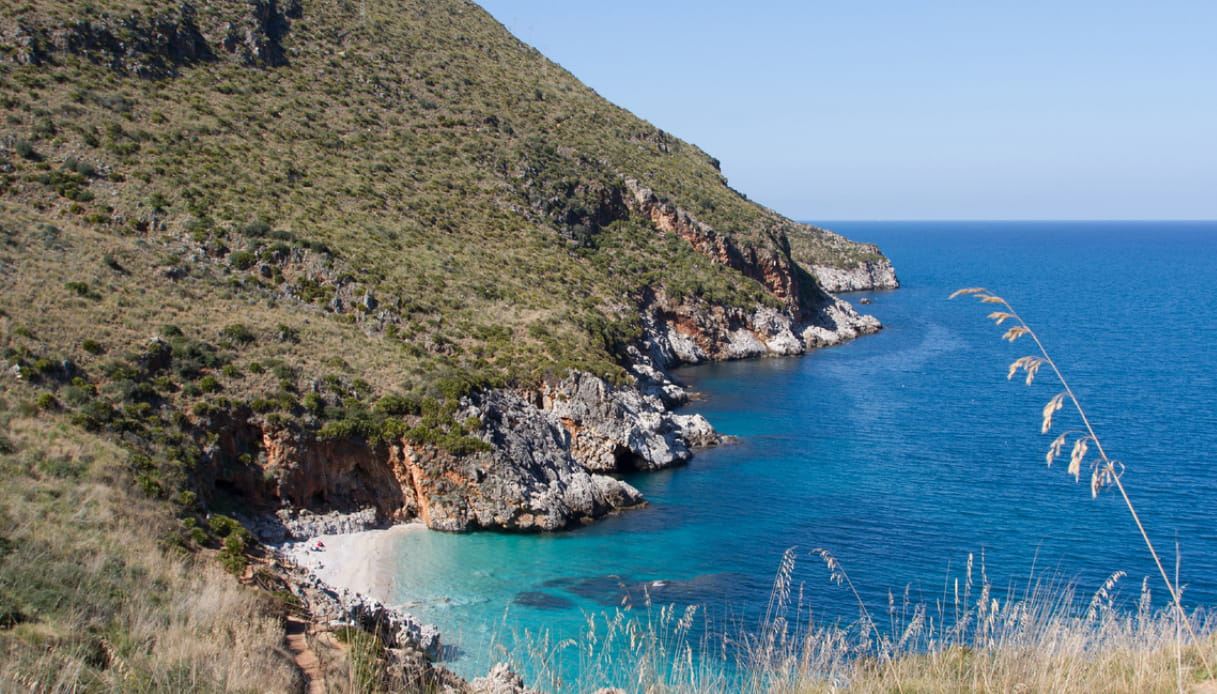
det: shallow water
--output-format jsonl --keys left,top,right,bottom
{"left": 382, "top": 221, "right": 1217, "bottom": 680}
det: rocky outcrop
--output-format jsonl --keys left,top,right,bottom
{"left": 258, "top": 508, "right": 385, "bottom": 543}
{"left": 618, "top": 179, "right": 884, "bottom": 365}
{"left": 0, "top": 0, "right": 297, "bottom": 76}
{"left": 205, "top": 391, "right": 648, "bottom": 533}
{"left": 801, "top": 293, "right": 884, "bottom": 348}
{"left": 470, "top": 663, "right": 543, "bottom": 694}
{"left": 811, "top": 260, "right": 900, "bottom": 293}
{"left": 624, "top": 179, "right": 805, "bottom": 311}
{"left": 638, "top": 288, "right": 880, "bottom": 368}
{"left": 541, "top": 371, "right": 716, "bottom": 473}
{"left": 416, "top": 388, "right": 645, "bottom": 531}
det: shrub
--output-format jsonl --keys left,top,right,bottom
{"left": 208, "top": 514, "right": 242, "bottom": 537}
{"left": 135, "top": 472, "right": 163, "bottom": 498}
{"left": 241, "top": 220, "right": 271, "bottom": 238}
{"left": 302, "top": 391, "right": 324, "bottom": 415}
{"left": 81, "top": 339, "right": 104, "bottom": 355}
{"left": 64, "top": 281, "right": 97, "bottom": 299}
{"left": 220, "top": 323, "right": 255, "bottom": 346}
{"left": 248, "top": 397, "right": 276, "bottom": 413}
{"left": 229, "top": 250, "right": 256, "bottom": 270}
{"left": 14, "top": 138, "right": 37, "bottom": 160}
{"left": 374, "top": 394, "right": 420, "bottom": 416}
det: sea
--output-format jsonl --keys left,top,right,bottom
{"left": 377, "top": 221, "right": 1217, "bottom": 683}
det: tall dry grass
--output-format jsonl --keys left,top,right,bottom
{"left": 951, "top": 288, "right": 1214, "bottom": 678}
{"left": 496, "top": 549, "right": 1214, "bottom": 693}
{"left": 0, "top": 408, "right": 300, "bottom": 693}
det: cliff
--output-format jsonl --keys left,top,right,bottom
{"left": 0, "top": 0, "right": 896, "bottom": 535}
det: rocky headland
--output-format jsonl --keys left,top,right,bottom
{"left": 201, "top": 236, "right": 891, "bottom": 535}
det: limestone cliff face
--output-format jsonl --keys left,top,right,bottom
{"left": 619, "top": 180, "right": 884, "bottom": 365}
{"left": 811, "top": 260, "right": 900, "bottom": 294}
{"left": 202, "top": 380, "right": 658, "bottom": 532}
{"left": 540, "top": 370, "right": 717, "bottom": 473}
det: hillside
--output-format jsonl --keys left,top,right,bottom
{"left": 0, "top": 0, "right": 896, "bottom": 689}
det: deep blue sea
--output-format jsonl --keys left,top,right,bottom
{"left": 382, "top": 221, "right": 1217, "bottom": 681}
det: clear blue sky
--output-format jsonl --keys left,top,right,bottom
{"left": 476, "top": 1, "right": 1216, "bottom": 220}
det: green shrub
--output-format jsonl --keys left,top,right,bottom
{"left": 192, "top": 401, "right": 221, "bottom": 417}
{"left": 374, "top": 394, "right": 420, "bottom": 416}
{"left": 208, "top": 515, "right": 242, "bottom": 537}
{"left": 64, "top": 281, "right": 97, "bottom": 299}
{"left": 229, "top": 250, "right": 256, "bottom": 270}
{"left": 249, "top": 397, "right": 277, "bottom": 413}
{"left": 14, "top": 138, "right": 37, "bottom": 160}
{"left": 135, "top": 472, "right": 163, "bottom": 498}
{"left": 302, "top": 391, "right": 324, "bottom": 415}
{"left": 220, "top": 323, "right": 256, "bottom": 346}
{"left": 188, "top": 526, "right": 208, "bottom": 546}
{"left": 241, "top": 220, "right": 271, "bottom": 238}
{"left": 81, "top": 339, "right": 104, "bottom": 354}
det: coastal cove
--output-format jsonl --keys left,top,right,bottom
{"left": 311, "top": 221, "right": 1217, "bottom": 682}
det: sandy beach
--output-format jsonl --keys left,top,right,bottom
{"left": 280, "top": 522, "right": 428, "bottom": 603}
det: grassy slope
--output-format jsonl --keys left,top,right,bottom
{"left": 1, "top": 0, "right": 874, "bottom": 400}
{"left": 0, "top": 0, "right": 889, "bottom": 689}
{"left": 0, "top": 390, "right": 303, "bottom": 692}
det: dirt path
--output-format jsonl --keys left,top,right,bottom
{"left": 285, "top": 616, "right": 326, "bottom": 694}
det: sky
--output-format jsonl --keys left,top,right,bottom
{"left": 475, "top": 1, "right": 1216, "bottom": 220}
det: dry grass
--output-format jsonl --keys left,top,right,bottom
{"left": 951, "top": 288, "right": 1208, "bottom": 670}
{"left": 742, "top": 552, "right": 1216, "bottom": 694}
{"left": 497, "top": 551, "right": 1215, "bottom": 694}
{"left": 0, "top": 402, "right": 301, "bottom": 693}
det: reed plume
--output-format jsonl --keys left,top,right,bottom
{"left": 951, "top": 287, "right": 1211, "bottom": 680}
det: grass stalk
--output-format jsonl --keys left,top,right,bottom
{"left": 951, "top": 287, "right": 1214, "bottom": 683}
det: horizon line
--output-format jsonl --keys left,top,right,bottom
{"left": 805, "top": 218, "right": 1217, "bottom": 223}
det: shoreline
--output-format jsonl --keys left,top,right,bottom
{"left": 278, "top": 521, "right": 427, "bottom": 603}
{"left": 259, "top": 514, "right": 447, "bottom": 659}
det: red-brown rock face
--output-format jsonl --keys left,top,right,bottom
{"left": 624, "top": 179, "right": 807, "bottom": 313}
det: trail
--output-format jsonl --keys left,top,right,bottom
{"left": 285, "top": 616, "right": 327, "bottom": 694}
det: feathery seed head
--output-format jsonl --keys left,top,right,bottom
{"left": 1068, "top": 437, "right": 1089, "bottom": 480}
{"left": 948, "top": 287, "right": 988, "bottom": 299}
{"left": 1046, "top": 432, "right": 1069, "bottom": 466}
{"left": 1002, "top": 326, "right": 1030, "bottom": 342}
{"left": 1041, "top": 393, "right": 1065, "bottom": 433}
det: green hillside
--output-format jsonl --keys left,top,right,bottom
{"left": 0, "top": 0, "right": 894, "bottom": 689}
{"left": 1, "top": 0, "right": 884, "bottom": 396}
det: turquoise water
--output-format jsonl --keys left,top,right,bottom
{"left": 383, "top": 221, "right": 1217, "bottom": 680}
